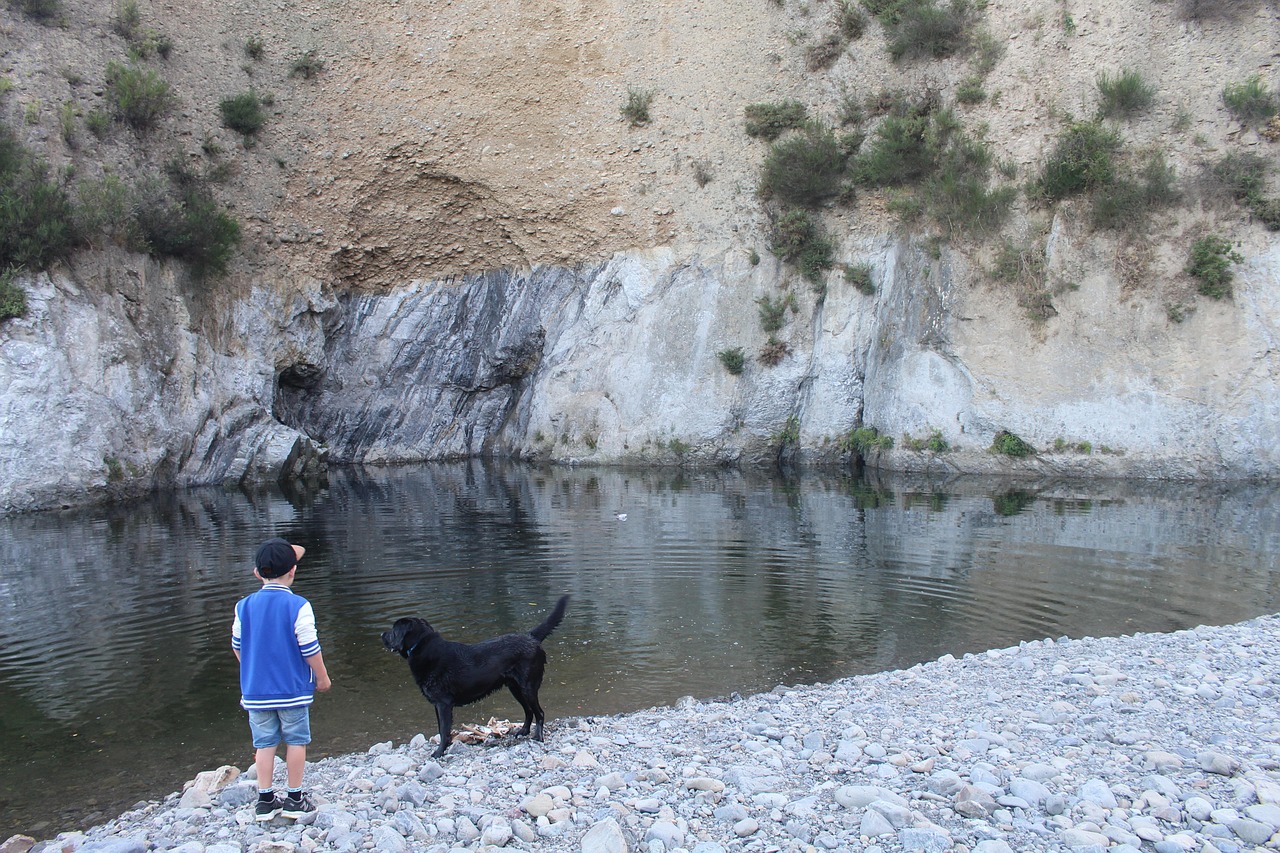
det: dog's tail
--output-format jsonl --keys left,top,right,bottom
{"left": 530, "top": 595, "right": 569, "bottom": 643}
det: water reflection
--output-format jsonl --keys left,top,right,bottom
{"left": 1, "top": 463, "right": 1278, "bottom": 837}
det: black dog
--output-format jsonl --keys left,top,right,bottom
{"left": 381, "top": 595, "right": 568, "bottom": 757}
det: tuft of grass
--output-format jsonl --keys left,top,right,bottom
{"left": 290, "top": 49, "right": 325, "bottom": 79}
{"left": 769, "top": 209, "right": 835, "bottom": 282}
{"left": 73, "top": 174, "right": 136, "bottom": 249}
{"left": 1222, "top": 75, "right": 1278, "bottom": 126}
{"left": 990, "top": 430, "right": 1034, "bottom": 457}
{"left": 758, "top": 121, "right": 849, "bottom": 208}
{"left": 691, "top": 159, "right": 714, "bottom": 187}
{"left": 717, "top": 347, "right": 746, "bottom": 375}
{"left": 901, "top": 429, "right": 949, "bottom": 452}
{"left": 843, "top": 262, "right": 876, "bottom": 295}
{"left": 1031, "top": 120, "right": 1121, "bottom": 201}
{"left": 0, "top": 265, "right": 27, "bottom": 322}
{"left": 105, "top": 60, "right": 175, "bottom": 131}
{"left": 245, "top": 36, "right": 266, "bottom": 60}
{"left": 1097, "top": 68, "right": 1156, "bottom": 120}
{"left": 85, "top": 110, "right": 112, "bottom": 138}
{"left": 58, "top": 100, "right": 78, "bottom": 148}
{"left": 621, "top": 87, "right": 654, "bottom": 126}
{"left": 219, "top": 91, "right": 266, "bottom": 138}
{"left": 1186, "top": 235, "right": 1242, "bottom": 299}
{"left": 955, "top": 76, "right": 986, "bottom": 105}
{"left": 744, "top": 100, "right": 809, "bottom": 141}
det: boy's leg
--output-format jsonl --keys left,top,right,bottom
{"left": 255, "top": 747, "right": 278, "bottom": 789}
{"left": 285, "top": 744, "right": 307, "bottom": 790}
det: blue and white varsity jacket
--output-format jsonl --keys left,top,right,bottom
{"left": 232, "top": 584, "right": 321, "bottom": 710}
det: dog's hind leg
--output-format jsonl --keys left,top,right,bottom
{"left": 506, "top": 680, "right": 539, "bottom": 739}
{"left": 432, "top": 702, "right": 455, "bottom": 757}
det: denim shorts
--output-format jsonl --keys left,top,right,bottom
{"left": 248, "top": 707, "right": 312, "bottom": 748}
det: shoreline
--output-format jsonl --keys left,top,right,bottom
{"left": 14, "top": 613, "right": 1280, "bottom": 853}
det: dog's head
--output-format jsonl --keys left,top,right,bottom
{"left": 381, "top": 617, "right": 434, "bottom": 659}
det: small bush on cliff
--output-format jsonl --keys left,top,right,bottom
{"left": 884, "top": 0, "right": 977, "bottom": 62}
{"left": 843, "top": 262, "right": 876, "bottom": 295}
{"left": 717, "top": 347, "right": 746, "bottom": 375}
{"left": 769, "top": 209, "right": 834, "bottom": 282}
{"left": 758, "top": 122, "right": 849, "bottom": 208}
{"left": 990, "top": 430, "right": 1034, "bottom": 457}
{"left": 1031, "top": 121, "right": 1121, "bottom": 201}
{"left": 0, "top": 266, "right": 27, "bottom": 321}
{"left": 1186, "top": 235, "right": 1242, "bottom": 299}
{"left": 0, "top": 121, "right": 77, "bottom": 270}
{"left": 106, "top": 61, "right": 175, "bottom": 131}
{"left": 291, "top": 50, "right": 325, "bottom": 79}
{"left": 1205, "top": 151, "right": 1280, "bottom": 230}
{"left": 839, "top": 425, "right": 894, "bottom": 454}
{"left": 744, "top": 100, "right": 809, "bottom": 141}
{"left": 621, "top": 87, "right": 654, "bottom": 126}
{"left": 1091, "top": 149, "right": 1179, "bottom": 232}
{"left": 220, "top": 91, "right": 267, "bottom": 139}
{"left": 10, "top": 0, "right": 60, "bottom": 22}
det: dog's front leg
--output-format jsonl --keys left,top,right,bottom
{"left": 432, "top": 702, "right": 454, "bottom": 757}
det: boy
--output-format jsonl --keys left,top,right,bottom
{"left": 232, "top": 537, "right": 332, "bottom": 821}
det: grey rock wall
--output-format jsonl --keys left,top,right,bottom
{"left": 2, "top": 234, "right": 1278, "bottom": 514}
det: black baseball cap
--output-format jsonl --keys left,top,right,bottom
{"left": 254, "top": 538, "right": 305, "bottom": 578}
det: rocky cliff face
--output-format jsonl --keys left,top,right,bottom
{"left": 1, "top": 0, "right": 1278, "bottom": 512}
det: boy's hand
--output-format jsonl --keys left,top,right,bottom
{"left": 316, "top": 674, "right": 332, "bottom": 692}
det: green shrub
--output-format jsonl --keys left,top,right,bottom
{"left": 1096, "top": 68, "right": 1156, "bottom": 119}
{"left": 852, "top": 105, "right": 937, "bottom": 186}
{"left": 621, "top": 87, "right": 653, "bottom": 126}
{"left": 74, "top": 174, "right": 136, "bottom": 248}
{"left": 10, "top": 0, "right": 60, "bottom": 21}
{"left": 756, "top": 292, "right": 794, "bottom": 333}
{"left": 990, "top": 429, "right": 1034, "bottom": 457}
{"left": 1205, "top": 151, "right": 1280, "bottom": 229}
{"left": 0, "top": 122, "right": 77, "bottom": 270}
{"left": 837, "top": 1, "right": 867, "bottom": 38}
{"left": 1091, "top": 149, "right": 1179, "bottom": 231}
{"left": 758, "top": 121, "right": 849, "bottom": 208}
{"left": 0, "top": 265, "right": 27, "bottom": 321}
{"left": 956, "top": 77, "right": 985, "bottom": 105}
{"left": 105, "top": 61, "right": 175, "bottom": 131}
{"left": 113, "top": 0, "right": 142, "bottom": 38}
{"left": 1031, "top": 121, "right": 1120, "bottom": 200}
{"left": 902, "top": 429, "right": 949, "bottom": 452}
{"left": 839, "top": 425, "right": 894, "bottom": 453}
{"left": 717, "top": 347, "right": 746, "bottom": 375}
{"left": 923, "top": 134, "right": 1015, "bottom": 236}
{"left": 1222, "top": 75, "right": 1278, "bottom": 125}
{"left": 134, "top": 172, "right": 240, "bottom": 278}
{"left": 290, "top": 49, "right": 325, "bottom": 79}
{"left": 769, "top": 209, "right": 835, "bottom": 282}
{"left": 886, "top": 0, "right": 976, "bottom": 62}
{"left": 220, "top": 91, "right": 266, "bottom": 137}
{"left": 843, "top": 262, "right": 876, "bottom": 295}
{"left": 1186, "top": 234, "right": 1242, "bottom": 299}
{"left": 245, "top": 36, "right": 266, "bottom": 60}
{"left": 805, "top": 33, "right": 846, "bottom": 72}
{"left": 85, "top": 110, "right": 112, "bottom": 138}
{"left": 744, "top": 100, "right": 808, "bottom": 141}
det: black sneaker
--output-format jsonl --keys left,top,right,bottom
{"left": 281, "top": 792, "right": 315, "bottom": 818}
{"left": 255, "top": 794, "right": 284, "bottom": 821}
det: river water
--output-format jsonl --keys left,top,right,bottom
{"left": 1, "top": 462, "right": 1278, "bottom": 838}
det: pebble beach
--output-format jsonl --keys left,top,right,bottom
{"left": 14, "top": 613, "right": 1280, "bottom": 853}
